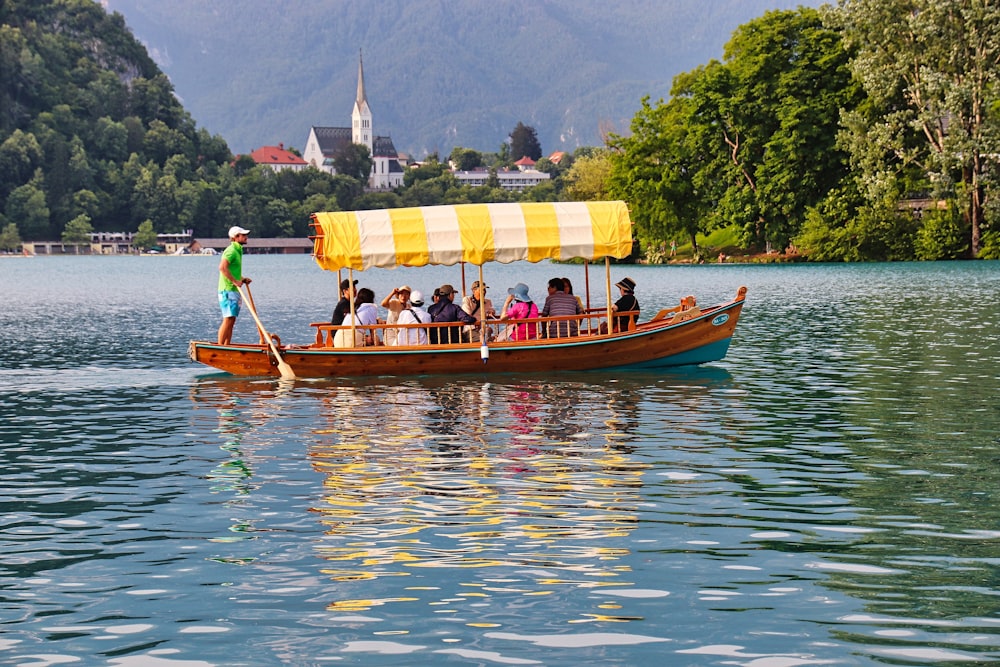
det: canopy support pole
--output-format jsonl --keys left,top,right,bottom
{"left": 478, "top": 264, "right": 488, "bottom": 344}
{"left": 348, "top": 268, "right": 357, "bottom": 345}
{"left": 605, "top": 257, "right": 613, "bottom": 334}
{"left": 584, "top": 261, "right": 591, "bottom": 310}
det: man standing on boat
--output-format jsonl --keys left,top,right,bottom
{"left": 427, "top": 284, "right": 476, "bottom": 344}
{"left": 217, "top": 226, "right": 251, "bottom": 345}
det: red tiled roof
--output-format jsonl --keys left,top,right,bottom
{"left": 548, "top": 151, "right": 567, "bottom": 164}
{"left": 248, "top": 145, "right": 307, "bottom": 166}
{"left": 514, "top": 156, "right": 536, "bottom": 166}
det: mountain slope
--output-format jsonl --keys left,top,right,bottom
{"left": 103, "top": 0, "right": 818, "bottom": 156}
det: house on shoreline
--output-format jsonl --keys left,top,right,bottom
{"left": 245, "top": 143, "right": 308, "bottom": 173}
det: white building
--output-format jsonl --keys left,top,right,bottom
{"left": 453, "top": 168, "right": 551, "bottom": 191}
{"left": 302, "top": 54, "right": 404, "bottom": 189}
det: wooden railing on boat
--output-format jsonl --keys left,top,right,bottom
{"left": 299, "top": 289, "right": 748, "bottom": 351}
{"left": 307, "top": 310, "right": 641, "bottom": 348}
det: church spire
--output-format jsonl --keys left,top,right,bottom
{"left": 351, "top": 50, "right": 373, "bottom": 152}
{"left": 356, "top": 50, "right": 367, "bottom": 106}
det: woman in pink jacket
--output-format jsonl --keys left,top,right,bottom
{"left": 498, "top": 282, "right": 539, "bottom": 341}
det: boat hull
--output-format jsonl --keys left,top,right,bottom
{"left": 189, "top": 296, "right": 745, "bottom": 378}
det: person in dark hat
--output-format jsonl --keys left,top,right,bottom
{"left": 330, "top": 278, "right": 358, "bottom": 326}
{"left": 612, "top": 277, "right": 640, "bottom": 332}
{"left": 427, "top": 283, "right": 476, "bottom": 344}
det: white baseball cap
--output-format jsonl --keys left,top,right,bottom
{"left": 228, "top": 226, "right": 251, "bottom": 238}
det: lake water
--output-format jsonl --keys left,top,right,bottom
{"left": 1, "top": 255, "right": 999, "bottom": 666}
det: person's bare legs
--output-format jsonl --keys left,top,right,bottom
{"left": 218, "top": 316, "right": 236, "bottom": 344}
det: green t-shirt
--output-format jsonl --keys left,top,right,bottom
{"left": 218, "top": 241, "right": 244, "bottom": 291}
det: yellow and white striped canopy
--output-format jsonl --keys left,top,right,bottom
{"left": 312, "top": 201, "right": 633, "bottom": 271}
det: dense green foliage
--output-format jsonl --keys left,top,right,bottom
{"left": 833, "top": 0, "right": 1000, "bottom": 259}
{"left": 609, "top": 2, "right": 1000, "bottom": 261}
{"left": 610, "top": 8, "right": 862, "bottom": 258}
{"left": 6, "top": 0, "right": 999, "bottom": 263}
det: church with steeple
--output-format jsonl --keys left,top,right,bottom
{"left": 302, "top": 53, "right": 404, "bottom": 189}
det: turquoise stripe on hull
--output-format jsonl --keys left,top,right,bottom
{"left": 609, "top": 337, "right": 733, "bottom": 371}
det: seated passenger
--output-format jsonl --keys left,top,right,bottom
{"left": 461, "top": 280, "right": 496, "bottom": 342}
{"left": 427, "top": 284, "right": 476, "bottom": 344}
{"left": 612, "top": 277, "right": 640, "bottom": 332}
{"left": 334, "top": 287, "right": 381, "bottom": 347}
{"left": 540, "top": 277, "right": 582, "bottom": 338}
{"left": 330, "top": 278, "right": 357, "bottom": 325}
{"left": 498, "top": 283, "right": 539, "bottom": 341}
{"left": 394, "top": 290, "right": 431, "bottom": 346}
{"left": 561, "top": 276, "right": 585, "bottom": 311}
{"left": 380, "top": 284, "right": 411, "bottom": 347}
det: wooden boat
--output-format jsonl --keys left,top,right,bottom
{"left": 189, "top": 201, "right": 747, "bottom": 378}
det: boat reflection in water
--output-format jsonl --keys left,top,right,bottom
{"left": 189, "top": 368, "right": 736, "bottom": 632}
{"left": 306, "top": 375, "right": 651, "bottom": 618}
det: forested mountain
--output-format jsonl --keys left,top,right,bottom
{"left": 101, "top": 0, "right": 817, "bottom": 156}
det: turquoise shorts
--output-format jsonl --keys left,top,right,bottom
{"left": 219, "top": 290, "right": 241, "bottom": 318}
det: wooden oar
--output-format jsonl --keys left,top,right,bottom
{"left": 238, "top": 284, "right": 295, "bottom": 380}
{"left": 243, "top": 283, "right": 267, "bottom": 345}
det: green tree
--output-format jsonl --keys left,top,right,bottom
{"left": 92, "top": 116, "right": 128, "bottom": 162}
{"left": 564, "top": 150, "right": 612, "bottom": 201}
{"left": 0, "top": 222, "right": 22, "bottom": 252}
{"left": 399, "top": 174, "right": 457, "bottom": 207}
{"left": 353, "top": 191, "right": 402, "bottom": 210}
{"left": 133, "top": 219, "right": 157, "bottom": 250}
{"left": 403, "top": 159, "right": 449, "bottom": 187}
{"left": 835, "top": 0, "right": 1000, "bottom": 257}
{"left": 519, "top": 180, "right": 557, "bottom": 203}
{"left": 684, "top": 8, "right": 859, "bottom": 252}
{"left": 0, "top": 129, "right": 43, "bottom": 198}
{"left": 232, "top": 154, "right": 256, "bottom": 177}
{"left": 332, "top": 143, "right": 372, "bottom": 182}
{"left": 485, "top": 167, "right": 501, "bottom": 190}
{"left": 61, "top": 214, "right": 93, "bottom": 254}
{"left": 914, "top": 206, "right": 968, "bottom": 260}
{"left": 509, "top": 122, "right": 542, "bottom": 161}
{"left": 71, "top": 188, "right": 100, "bottom": 220}
{"left": 449, "top": 147, "right": 482, "bottom": 171}
{"left": 4, "top": 173, "right": 49, "bottom": 240}
{"left": 143, "top": 119, "right": 191, "bottom": 166}
{"left": 329, "top": 174, "right": 365, "bottom": 211}
{"left": 609, "top": 94, "right": 710, "bottom": 254}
